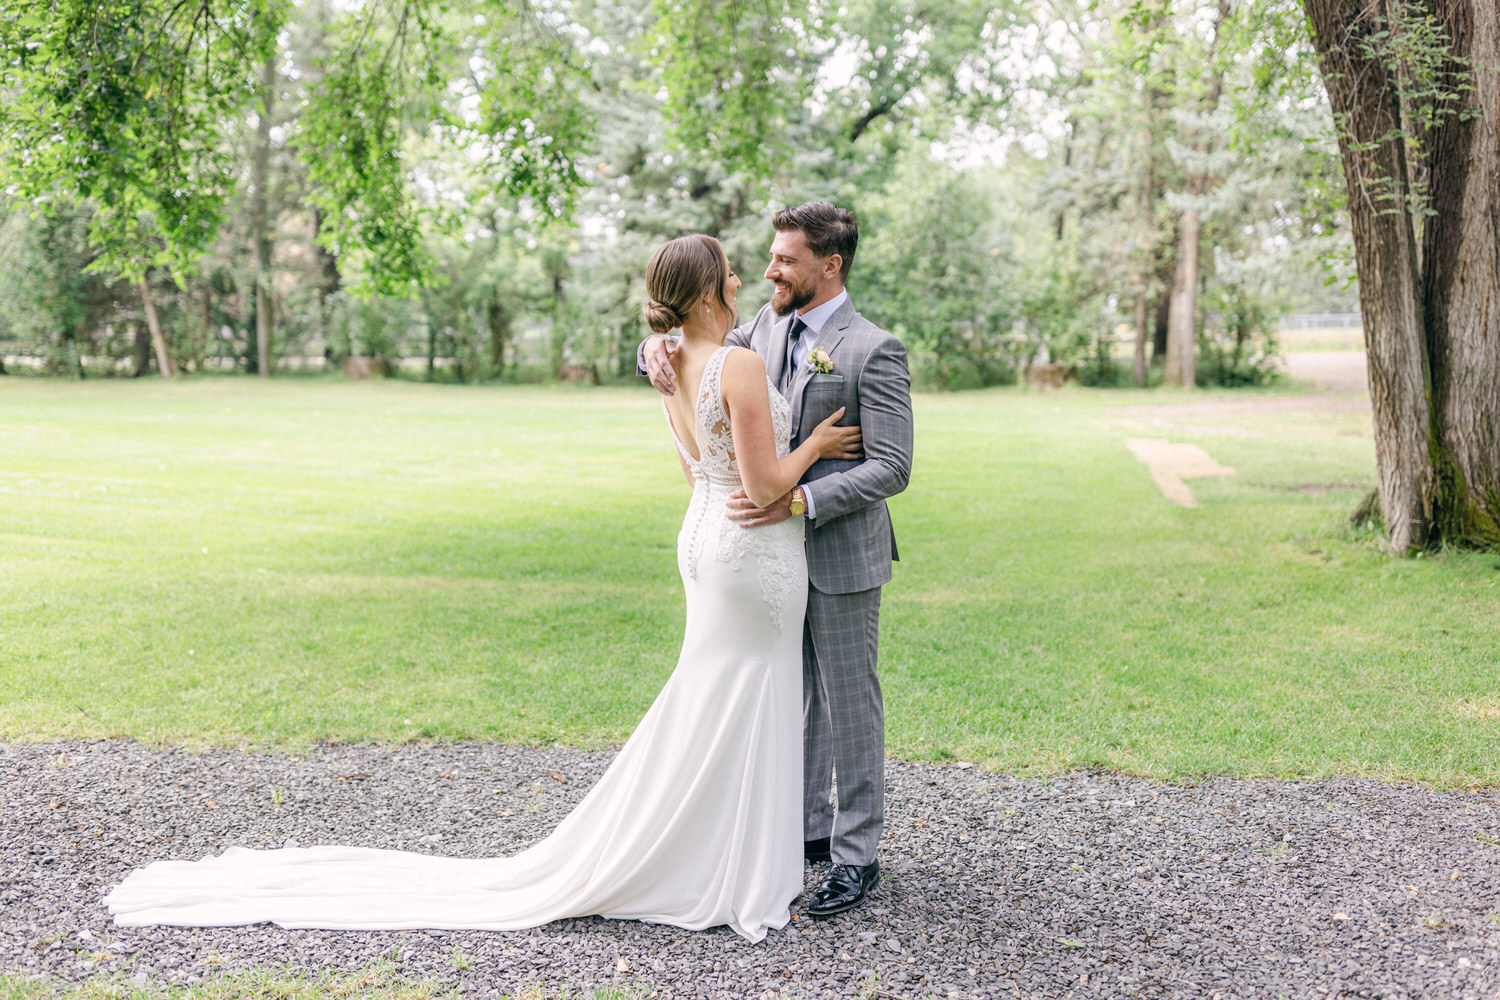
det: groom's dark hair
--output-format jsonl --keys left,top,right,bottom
{"left": 772, "top": 202, "right": 857, "bottom": 283}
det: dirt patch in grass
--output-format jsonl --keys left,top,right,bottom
{"left": 1124, "top": 438, "right": 1236, "bottom": 507}
{"left": 1113, "top": 353, "right": 1371, "bottom": 505}
{"left": 1453, "top": 699, "right": 1500, "bottom": 722}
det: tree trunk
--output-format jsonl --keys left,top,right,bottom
{"left": 1133, "top": 286, "right": 1149, "bottom": 387}
{"left": 311, "top": 207, "right": 341, "bottom": 366}
{"left": 138, "top": 279, "right": 178, "bottom": 379}
{"left": 1422, "top": 0, "right": 1500, "bottom": 545}
{"left": 1164, "top": 206, "right": 1201, "bottom": 387}
{"left": 1055, "top": 115, "right": 1076, "bottom": 241}
{"left": 1304, "top": 0, "right": 1433, "bottom": 552}
{"left": 1151, "top": 282, "right": 1170, "bottom": 362}
{"left": 550, "top": 272, "right": 567, "bottom": 377}
{"left": 1133, "top": 16, "right": 1167, "bottom": 387}
{"left": 133, "top": 321, "right": 152, "bottom": 377}
{"left": 1162, "top": 0, "right": 1230, "bottom": 390}
{"left": 426, "top": 317, "right": 437, "bottom": 382}
{"left": 487, "top": 296, "right": 510, "bottom": 376}
{"left": 198, "top": 283, "right": 212, "bottom": 374}
{"left": 250, "top": 53, "right": 276, "bottom": 379}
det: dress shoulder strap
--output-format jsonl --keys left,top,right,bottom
{"left": 695, "top": 346, "right": 737, "bottom": 470}
{"left": 698, "top": 345, "right": 733, "bottom": 420}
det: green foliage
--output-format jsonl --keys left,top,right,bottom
{"left": 0, "top": 0, "right": 1353, "bottom": 391}
{"left": 1196, "top": 278, "right": 1282, "bottom": 387}
{"left": 1350, "top": 6, "right": 1473, "bottom": 136}
{"left": 1010, "top": 233, "right": 1115, "bottom": 373}
{"left": 326, "top": 290, "right": 413, "bottom": 361}
{"left": 0, "top": 0, "right": 285, "bottom": 280}
{"left": 813, "top": 0, "right": 1012, "bottom": 146}
{"left": 0, "top": 208, "right": 121, "bottom": 375}
{"left": 300, "top": 1, "right": 594, "bottom": 297}
{"left": 470, "top": 8, "right": 591, "bottom": 213}
{"left": 300, "top": 32, "right": 431, "bottom": 298}
{"left": 1013, "top": 0, "right": 1347, "bottom": 388}
{"left": 861, "top": 153, "right": 1019, "bottom": 389}
{"left": 650, "top": 0, "right": 802, "bottom": 178}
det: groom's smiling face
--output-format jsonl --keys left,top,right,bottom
{"left": 765, "top": 229, "right": 824, "bottom": 317}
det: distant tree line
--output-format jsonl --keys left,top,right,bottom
{"left": 0, "top": 0, "right": 1363, "bottom": 392}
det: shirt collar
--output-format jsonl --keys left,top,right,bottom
{"left": 796, "top": 289, "right": 849, "bottom": 337}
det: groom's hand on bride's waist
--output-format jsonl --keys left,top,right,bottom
{"left": 726, "top": 488, "right": 793, "bottom": 528}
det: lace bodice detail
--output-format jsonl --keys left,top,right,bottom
{"left": 669, "top": 346, "right": 791, "bottom": 480}
{"left": 663, "top": 346, "right": 801, "bottom": 630}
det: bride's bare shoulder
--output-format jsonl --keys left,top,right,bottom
{"left": 718, "top": 348, "right": 772, "bottom": 410}
{"left": 721, "top": 346, "right": 767, "bottom": 378}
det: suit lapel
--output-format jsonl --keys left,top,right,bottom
{"left": 790, "top": 301, "right": 855, "bottom": 437}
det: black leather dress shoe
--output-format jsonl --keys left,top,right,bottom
{"left": 804, "top": 837, "right": 832, "bottom": 864}
{"left": 804, "top": 862, "right": 879, "bottom": 918}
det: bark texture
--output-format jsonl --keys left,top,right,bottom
{"left": 1305, "top": 0, "right": 1433, "bottom": 552}
{"left": 1422, "top": 0, "right": 1500, "bottom": 544}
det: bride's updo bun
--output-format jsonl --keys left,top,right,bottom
{"left": 644, "top": 234, "right": 731, "bottom": 333}
{"left": 643, "top": 298, "right": 686, "bottom": 334}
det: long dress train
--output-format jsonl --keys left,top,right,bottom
{"left": 105, "top": 346, "right": 807, "bottom": 943}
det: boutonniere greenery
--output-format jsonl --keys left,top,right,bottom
{"left": 806, "top": 346, "right": 835, "bottom": 375}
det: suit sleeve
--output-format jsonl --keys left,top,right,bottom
{"left": 636, "top": 323, "right": 753, "bottom": 376}
{"left": 806, "top": 335, "right": 913, "bottom": 524}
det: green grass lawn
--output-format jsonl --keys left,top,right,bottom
{"left": 2, "top": 375, "right": 1496, "bottom": 785}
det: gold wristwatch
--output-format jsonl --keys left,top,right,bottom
{"left": 788, "top": 486, "right": 807, "bottom": 517}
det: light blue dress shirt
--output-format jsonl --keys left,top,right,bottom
{"left": 789, "top": 289, "right": 850, "bottom": 520}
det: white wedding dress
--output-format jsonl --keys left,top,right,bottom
{"left": 106, "top": 346, "right": 808, "bottom": 943}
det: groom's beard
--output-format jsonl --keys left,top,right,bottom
{"left": 772, "top": 280, "right": 815, "bottom": 316}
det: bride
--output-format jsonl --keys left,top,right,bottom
{"left": 105, "top": 234, "right": 861, "bottom": 943}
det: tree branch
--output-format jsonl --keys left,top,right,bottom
{"left": 848, "top": 95, "right": 896, "bottom": 143}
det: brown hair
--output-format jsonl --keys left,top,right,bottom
{"left": 643, "top": 234, "right": 731, "bottom": 333}
{"left": 772, "top": 201, "right": 858, "bottom": 281}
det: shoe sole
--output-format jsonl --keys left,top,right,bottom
{"left": 803, "top": 883, "right": 875, "bottom": 919}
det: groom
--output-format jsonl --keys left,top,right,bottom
{"left": 642, "top": 202, "right": 914, "bottom": 917}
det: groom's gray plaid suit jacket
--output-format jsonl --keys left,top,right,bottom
{"left": 727, "top": 299, "right": 913, "bottom": 592}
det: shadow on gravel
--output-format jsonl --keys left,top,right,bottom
{"left": 5, "top": 742, "right": 1499, "bottom": 999}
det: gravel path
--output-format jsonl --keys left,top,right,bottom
{"left": 5, "top": 740, "right": 1500, "bottom": 999}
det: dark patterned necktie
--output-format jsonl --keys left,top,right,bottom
{"left": 783, "top": 316, "right": 807, "bottom": 394}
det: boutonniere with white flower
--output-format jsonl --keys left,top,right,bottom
{"left": 806, "top": 346, "right": 835, "bottom": 375}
